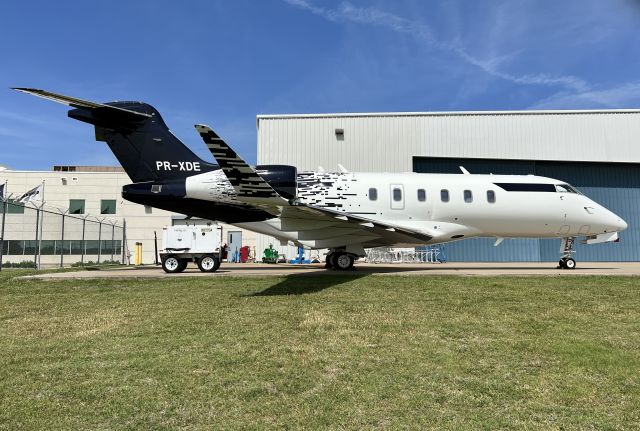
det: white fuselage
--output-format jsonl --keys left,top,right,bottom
{"left": 185, "top": 170, "right": 627, "bottom": 249}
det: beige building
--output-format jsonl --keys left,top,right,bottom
{"left": 0, "top": 165, "right": 257, "bottom": 267}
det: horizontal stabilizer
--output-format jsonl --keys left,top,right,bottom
{"left": 12, "top": 88, "right": 151, "bottom": 118}
{"left": 15, "top": 87, "right": 216, "bottom": 183}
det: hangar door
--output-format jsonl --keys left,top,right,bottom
{"left": 413, "top": 157, "right": 640, "bottom": 262}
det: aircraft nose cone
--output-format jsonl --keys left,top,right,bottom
{"left": 615, "top": 217, "right": 628, "bottom": 232}
{"left": 606, "top": 209, "right": 628, "bottom": 232}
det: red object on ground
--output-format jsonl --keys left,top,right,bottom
{"left": 239, "top": 246, "right": 250, "bottom": 263}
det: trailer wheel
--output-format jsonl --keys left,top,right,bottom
{"left": 162, "top": 255, "right": 183, "bottom": 273}
{"left": 198, "top": 254, "right": 219, "bottom": 272}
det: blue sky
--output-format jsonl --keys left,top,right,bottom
{"left": 2, "top": 0, "right": 640, "bottom": 170}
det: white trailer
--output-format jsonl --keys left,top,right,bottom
{"left": 160, "top": 225, "right": 223, "bottom": 273}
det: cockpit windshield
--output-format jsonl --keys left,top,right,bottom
{"left": 555, "top": 183, "right": 581, "bottom": 194}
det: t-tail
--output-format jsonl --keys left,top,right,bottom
{"left": 12, "top": 88, "right": 218, "bottom": 182}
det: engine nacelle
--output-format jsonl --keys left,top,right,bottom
{"left": 256, "top": 165, "right": 297, "bottom": 200}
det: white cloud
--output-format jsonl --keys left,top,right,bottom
{"left": 283, "top": 0, "right": 590, "bottom": 92}
{"left": 530, "top": 82, "right": 640, "bottom": 109}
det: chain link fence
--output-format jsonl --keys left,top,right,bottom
{"left": 0, "top": 200, "right": 127, "bottom": 269}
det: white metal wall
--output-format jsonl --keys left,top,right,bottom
{"left": 257, "top": 110, "right": 640, "bottom": 172}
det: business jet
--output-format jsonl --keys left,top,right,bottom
{"left": 14, "top": 88, "right": 627, "bottom": 270}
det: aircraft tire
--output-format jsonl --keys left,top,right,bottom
{"left": 325, "top": 253, "right": 335, "bottom": 269}
{"left": 162, "top": 255, "right": 183, "bottom": 273}
{"left": 564, "top": 258, "right": 576, "bottom": 270}
{"left": 198, "top": 254, "right": 218, "bottom": 272}
{"left": 333, "top": 252, "right": 354, "bottom": 270}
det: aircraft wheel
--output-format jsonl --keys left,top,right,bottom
{"left": 198, "top": 254, "right": 219, "bottom": 272}
{"left": 162, "top": 255, "right": 182, "bottom": 273}
{"left": 325, "top": 253, "right": 334, "bottom": 269}
{"left": 333, "top": 252, "right": 355, "bottom": 270}
{"left": 564, "top": 258, "right": 576, "bottom": 270}
{"left": 557, "top": 258, "right": 567, "bottom": 269}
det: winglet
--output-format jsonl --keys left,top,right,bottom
{"left": 195, "top": 124, "right": 287, "bottom": 205}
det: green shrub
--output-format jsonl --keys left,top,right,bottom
{"left": 71, "top": 260, "right": 121, "bottom": 267}
{"left": 1, "top": 260, "right": 36, "bottom": 268}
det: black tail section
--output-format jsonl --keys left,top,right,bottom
{"left": 13, "top": 88, "right": 217, "bottom": 182}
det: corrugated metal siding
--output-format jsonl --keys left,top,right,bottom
{"left": 413, "top": 158, "right": 640, "bottom": 262}
{"left": 258, "top": 111, "right": 640, "bottom": 171}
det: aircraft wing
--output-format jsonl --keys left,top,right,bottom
{"left": 284, "top": 204, "right": 433, "bottom": 243}
{"left": 195, "top": 124, "right": 432, "bottom": 247}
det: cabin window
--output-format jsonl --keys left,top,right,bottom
{"left": 464, "top": 190, "right": 473, "bottom": 203}
{"left": 440, "top": 189, "right": 449, "bottom": 202}
{"left": 369, "top": 188, "right": 378, "bottom": 201}
{"left": 487, "top": 190, "right": 496, "bottom": 203}
{"left": 393, "top": 188, "right": 402, "bottom": 201}
{"left": 417, "top": 189, "right": 426, "bottom": 202}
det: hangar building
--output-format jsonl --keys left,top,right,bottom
{"left": 256, "top": 109, "right": 640, "bottom": 262}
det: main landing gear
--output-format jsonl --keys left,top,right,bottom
{"left": 557, "top": 237, "right": 577, "bottom": 270}
{"left": 325, "top": 250, "right": 357, "bottom": 271}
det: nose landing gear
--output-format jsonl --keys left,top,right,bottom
{"left": 558, "top": 237, "right": 577, "bottom": 269}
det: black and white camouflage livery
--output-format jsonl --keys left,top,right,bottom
{"left": 196, "top": 125, "right": 283, "bottom": 202}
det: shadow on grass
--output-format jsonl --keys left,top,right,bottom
{"left": 251, "top": 272, "right": 369, "bottom": 296}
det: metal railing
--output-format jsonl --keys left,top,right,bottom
{"left": 365, "top": 247, "right": 447, "bottom": 264}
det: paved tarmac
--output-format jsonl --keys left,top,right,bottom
{"left": 21, "top": 262, "right": 640, "bottom": 279}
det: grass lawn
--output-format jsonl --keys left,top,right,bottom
{"left": 1, "top": 270, "right": 639, "bottom": 430}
